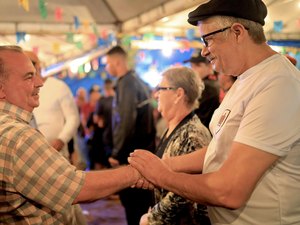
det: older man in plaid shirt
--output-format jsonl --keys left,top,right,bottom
{"left": 0, "top": 45, "right": 145, "bottom": 224}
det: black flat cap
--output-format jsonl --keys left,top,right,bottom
{"left": 188, "top": 0, "right": 267, "bottom": 26}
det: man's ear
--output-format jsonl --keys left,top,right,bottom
{"left": 0, "top": 82, "right": 6, "bottom": 99}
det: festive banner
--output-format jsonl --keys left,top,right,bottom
{"left": 82, "top": 20, "right": 90, "bottom": 32}
{"left": 52, "top": 43, "right": 60, "bottom": 54}
{"left": 186, "top": 29, "right": 195, "bottom": 41}
{"left": 55, "top": 7, "right": 63, "bottom": 21}
{"left": 122, "top": 35, "right": 132, "bottom": 46}
{"left": 74, "top": 16, "right": 81, "bottom": 30}
{"left": 18, "top": 0, "right": 29, "bottom": 11}
{"left": 32, "top": 46, "right": 39, "bottom": 55}
{"left": 66, "top": 32, "right": 74, "bottom": 43}
{"left": 89, "top": 33, "right": 97, "bottom": 45}
{"left": 16, "top": 31, "right": 26, "bottom": 43}
{"left": 273, "top": 20, "right": 283, "bottom": 32}
{"left": 142, "top": 32, "right": 155, "bottom": 41}
{"left": 39, "top": 0, "right": 48, "bottom": 19}
{"left": 97, "top": 38, "right": 106, "bottom": 47}
{"left": 92, "top": 23, "right": 99, "bottom": 36}
{"left": 75, "top": 41, "right": 83, "bottom": 49}
{"left": 101, "top": 29, "right": 108, "bottom": 40}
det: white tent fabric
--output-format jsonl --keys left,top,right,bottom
{"left": 0, "top": 0, "right": 299, "bottom": 66}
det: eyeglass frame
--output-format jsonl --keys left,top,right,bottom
{"left": 155, "top": 86, "right": 177, "bottom": 92}
{"left": 200, "top": 26, "right": 231, "bottom": 47}
{"left": 200, "top": 25, "right": 250, "bottom": 47}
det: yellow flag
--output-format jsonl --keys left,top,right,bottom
{"left": 18, "top": 0, "right": 29, "bottom": 11}
{"left": 52, "top": 43, "right": 60, "bottom": 54}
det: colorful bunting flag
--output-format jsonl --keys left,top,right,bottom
{"left": 66, "top": 32, "right": 74, "bottom": 43}
{"left": 18, "top": 0, "right": 29, "bottom": 11}
{"left": 92, "top": 23, "right": 99, "bottom": 36}
{"left": 186, "top": 29, "right": 195, "bottom": 41}
{"left": 52, "top": 43, "right": 60, "bottom": 54}
{"left": 74, "top": 16, "right": 80, "bottom": 30}
{"left": 273, "top": 20, "right": 283, "bottom": 32}
{"left": 16, "top": 31, "right": 26, "bottom": 43}
{"left": 39, "top": 0, "right": 48, "bottom": 19}
{"left": 32, "top": 46, "right": 39, "bottom": 55}
{"left": 75, "top": 41, "right": 83, "bottom": 49}
{"left": 55, "top": 7, "right": 63, "bottom": 21}
{"left": 82, "top": 20, "right": 90, "bottom": 32}
{"left": 89, "top": 34, "right": 97, "bottom": 45}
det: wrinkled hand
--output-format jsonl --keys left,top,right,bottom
{"left": 51, "top": 139, "right": 64, "bottom": 151}
{"left": 128, "top": 150, "right": 171, "bottom": 187}
{"left": 133, "top": 177, "right": 155, "bottom": 190}
{"left": 109, "top": 157, "right": 120, "bottom": 168}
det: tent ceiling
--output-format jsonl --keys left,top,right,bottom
{"left": 0, "top": 0, "right": 299, "bottom": 67}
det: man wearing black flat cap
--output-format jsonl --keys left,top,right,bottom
{"left": 129, "top": 0, "right": 300, "bottom": 224}
{"left": 184, "top": 49, "right": 220, "bottom": 128}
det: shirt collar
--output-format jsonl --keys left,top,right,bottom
{"left": 0, "top": 101, "right": 33, "bottom": 124}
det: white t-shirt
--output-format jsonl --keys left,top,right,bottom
{"left": 204, "top": 54, "right": 300, "bottom": 225}
{"left": 34, "top": 77, "right": 80, "bottom": 159}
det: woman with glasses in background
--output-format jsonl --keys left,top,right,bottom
{"left": 140, "top": 66, "right": 212, "bottom": 225}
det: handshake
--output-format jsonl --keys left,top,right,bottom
{"left": 127, "top": 149, "right": 172, "bottom": 191}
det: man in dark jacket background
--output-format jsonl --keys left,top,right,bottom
{"left": 105, "top": 45, "right": 156, "bottom": 225}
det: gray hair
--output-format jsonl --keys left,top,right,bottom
{"left": 0, "top": 45, "right": 23, "bottom": 81}
{"left": 162, "top": 66, "right": 204, "bottom": 108}
{"left": 209, "top": 15, "right": 266, "bottom": 44}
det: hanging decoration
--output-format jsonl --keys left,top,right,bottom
{"left": 39, "top": 0, "right": 48, "bottom": 19}
{"left": 66, "top": 32, "right": 74, "bottom": 43}
{"left": 52, "top": 43, "right": 60, "bottom": 54}
{"left": 32, "top": 46, "right": 39, "bottom": 55}
{"left": 92, "top": 23, "right": 99, "bottom": 36}
{"left": 18, "top": 0, "right": 29, "bottom": 11}
{"left": 186, "top": 29, "right": 195, "bottom": 41}
{"left": 92, "top": 58, "right": 99, "bottom": 71}
{"left": 97, "top": 38, "right": 106, "bottom": 47}
{"left": 75, "top": 41, "right": 83, "bottom": 49}
{"left": 180, "top": 39, "right": 191, "bottom": 52}
{"left": 108, "top": 32, "right": 116, "bottom": 45}
{"left": 16, "top": 31, "right": 26, "bottom": 43}
{"left": 121, "top": 35, "right": 132, "bottom": 47}
{"left": 89, "top": 33, "right": 97, "bottom": 45}
{"left": 55, "top": 7, "right": 63, "bottom": 21}
{"left": 142, "top": 33, "right": 155, "bottom": 41}
{"left": 74, "top": 16, "right": 81, "bottom": 30}
{"left": 101, "top": 29, "right": 108, "bottom": 40}
{"left": 273, "top": 20, "right": 283, "bottom": 32}
{"left": 82, "top": 20, "right": 90, "bottom": 33}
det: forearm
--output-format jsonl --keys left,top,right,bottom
{"left": 74, "top": 166, "right": 138, "bottom": 204}
{"left": 165, "top": 147, "right": 207, "bottom": 173}
{"left": 157, "top": 171, "right": 226, "bottom": 207}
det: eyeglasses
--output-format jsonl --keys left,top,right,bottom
{"left": 155, "top": 86, "right": 177, "bottom": 92}
{"left": 200, "top": 26, "right": 231, "bottom": 47}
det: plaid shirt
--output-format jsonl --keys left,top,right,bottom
{"left": 0, "top": 102, "right": 85, "bottom": 225}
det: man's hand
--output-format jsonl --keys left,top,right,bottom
{"left": 128, "top": 150, "right": 171, "bottom": 187}
{"left": 109, "top": 157, "right": 120, "bottom": 168}
{"left": 51, "top": 139, "right": 64, "bottom": 151}
{"left": 133, "top": 178, "right": 155, "bottom": 190}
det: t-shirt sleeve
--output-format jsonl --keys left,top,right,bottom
{"left": 13, "top": 128, "right": 85, "bottom": 213}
